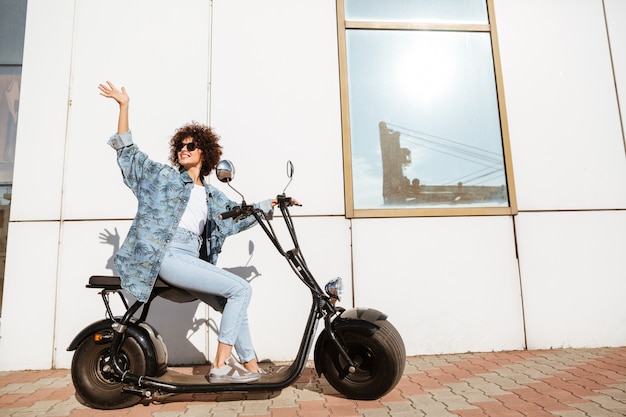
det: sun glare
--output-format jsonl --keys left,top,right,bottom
{"left": 393, "top": 40, "right": 458, "bottom": 107}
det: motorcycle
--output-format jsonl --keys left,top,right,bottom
{"left": 67, "top": 160, "right": 406, "bottom": 409}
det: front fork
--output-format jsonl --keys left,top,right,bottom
{"left": 323, "top": 305, "right": 357, "bottom": 374}
{"left": 281, "top": 243, "right": 358, "bottom": 375}
{"left": 108, "top": 301, "right": 145, "bottom": 382}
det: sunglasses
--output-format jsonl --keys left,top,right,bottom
{"left": 176, "top": 142, "right": 198, "bottom": 152}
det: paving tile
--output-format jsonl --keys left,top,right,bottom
{"left": 406, "top": 393, "right": 438, "bottom": 408}
{"left": 394, "top": 376, "right": 428, "bottom": 397}
{"left": 297, "top": 399, "right": 326, "bottom": 412}
{"left": 585, "top": 394, "right": 626, "bottom": 413}
{"left": 429, "top": 386, "right": 477, "bottom": 410}
{"left": 325, "top": 403, "right": 359, "bottom": 417}
{"left": 570, "top": 401, "right": 626, "bottom": 417}
{"left": 599, "top": 387, "right": 626, "bottom": 401}
{"left": 472, "top": 400, "right": 526, "bottom": 417}
{"left": 464, "top": 377, "right": 510, "bottom": 397}
{"left": 358, "top": 409, "right": 391, "bottom": 417}
{"left": 447, "top": 381, "right": 495, "bottom": 404}
{"left": 353, "top": 399, "right": 386, "bottom": 410}
{"left": 241, "top": 399, "right": 271, "bottom": 415}
{"left": 410, "top": 373, "right": 447, "bottom": 390}
{"left": 185, "top": 404, "right": 223, "bottom": 417}
{"left": 384, "top": 401, "right": 416, "bottom": 414}
{"left": 424, "top": 368, "right": 463, "bottom": 385}
{"left": 548, "top": 411, "right": 589, "bottom": 417}
{"left": 475, "top": 372, "right": 525, "bottom": 391}
{"left": 493, "top": 393, "right": 559, "bottom": 416}
{"left": 454, "top": 409, "right": 489, "bottom": 417}
{"left": 267, "top": 406, "right": 299, "bottom": 417}
{"left": 525, "top": 381, "right": 588, "bottom": 404}
{"left": 382, "top": 411, "right": 423, "bottom": 417}
{"left": 413, "top": 404, "right": 458, "bottom": 417}
{"left": 453, "top": 363, "right": 493, "bottom": 376}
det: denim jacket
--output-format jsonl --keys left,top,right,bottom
{"left": 108, "top": 131, "right": 272, "bottom": 302}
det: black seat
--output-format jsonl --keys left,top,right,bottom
{"left": 88, "top": 275, "right": 121, "bottom": 289}
{"left": 87, "top": 275, "right": 198, "bottom": 303}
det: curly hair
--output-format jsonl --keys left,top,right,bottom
{"left": 169, "top": 122, "right": 222, "bottom": 177}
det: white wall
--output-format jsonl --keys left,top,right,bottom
{"left": 1, "top": 0, "right": 625, "bottom": 371}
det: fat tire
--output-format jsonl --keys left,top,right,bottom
{"left": 316, "top": 320, "right": 405, "bottom": 400}
{"left": 71, "top": 335, "right": 146, "bottom": 409}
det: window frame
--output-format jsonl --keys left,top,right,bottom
{"left": 336, "top": 0, "right": 517, "bottom": 218}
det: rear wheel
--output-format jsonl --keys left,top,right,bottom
{"left": 71, "top": 335, "right": 146, "bottom": 409}
{"left": 315, "top": 320, "right": 405, "bottom": 400}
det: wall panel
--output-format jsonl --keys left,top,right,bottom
{"left": 516, "top": 210, "right": 626, "bottom": 349}
{"left": 351, "top": 216, "right": 524, "bottom": 355}
{"left": 10, "top": 0, "right": 75, "bottom": 221}
{"left": 63, "top": 0, "right": 211, "bottom": 220}
{"left": 494, "top": 0, "right": 626, "bottom": 210}
{"left": 210, "top": 0, "right": 344, "bottom": 216}
{"left": 0, "top": 222, "right": 60, "bottom": 370}
{"left": 605, "top": 0, "right": 626, "bottom": 131}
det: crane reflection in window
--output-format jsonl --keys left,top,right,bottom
{"left": 379, "top": 122, "right": 507, "bottom": 207}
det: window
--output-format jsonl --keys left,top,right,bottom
{"left": 337, "top": 0, "right": 516, "bottom": 217}
{"left": 0, "top": 0, "right": 27, "bottom": 315}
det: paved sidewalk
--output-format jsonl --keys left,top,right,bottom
{"left": 1, "top": 347, "right": 626, "bottom": 416}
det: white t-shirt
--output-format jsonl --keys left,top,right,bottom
{"left": 180, "top": 184, "right": 208, "bottom": 235}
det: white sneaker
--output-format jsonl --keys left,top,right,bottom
{"left": 209, "top": 357, "right": 261, "bottom": 383}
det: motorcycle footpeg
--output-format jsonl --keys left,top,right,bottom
{"left": 122, "top": 386, "right": 153, "bottom": 398}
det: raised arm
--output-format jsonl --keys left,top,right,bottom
{"left": 98, "top": 81, "right": 130, "bottom": 134}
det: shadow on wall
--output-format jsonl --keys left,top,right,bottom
{"left": 98, "top": 228, "right": 261, "bottom": 365}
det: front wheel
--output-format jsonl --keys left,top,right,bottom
{"left": 315, "top": 320, "right": 406, "bottom": 400}
{"left": 71, "top": 334, "right": 147, "bottom": 409}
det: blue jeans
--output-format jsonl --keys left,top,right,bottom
{"left": 158, "top": 227, "right": 256, "bottom": 362}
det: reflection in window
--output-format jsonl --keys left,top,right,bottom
{"left": 341, "top": 0, "right": 510, "bottom": 212}
{"left": 0, "top": 0, "right": 26, "bottom": 316}
{"left": 345, "top": 0, "right": 488, "bottom": 24}
{"left": 378, "top": 121, "right": 506, "bottom": 206}
{"left": 0, "top": 69, "right": 19, "bottom": 182}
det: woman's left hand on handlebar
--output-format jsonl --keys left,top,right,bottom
{"left": 272, "top": 197, "right": 301, "bottom": 208}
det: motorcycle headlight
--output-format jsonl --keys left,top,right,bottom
{"left": 325, "top": 277, "right": 343, "bottom": 302}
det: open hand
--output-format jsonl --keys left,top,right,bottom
{"left": 98, "top": 81, "right": 129, "bottom": 107}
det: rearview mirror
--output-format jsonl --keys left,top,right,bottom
{"left": 216, "top": 160, "right": 235, "bottom": 183}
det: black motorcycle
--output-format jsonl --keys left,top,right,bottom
{"left": 67, "top": 160, "right": 406, "bottom": 409}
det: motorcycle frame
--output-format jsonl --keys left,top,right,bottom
{"left": 70, "top": 195, "right": 358, "bottom": 396}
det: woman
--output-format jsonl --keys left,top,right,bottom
{"left": 99, "top": 80, "right": 273, "bottom": 383}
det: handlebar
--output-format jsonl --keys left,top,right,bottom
{"left": 218, "top": 195, "right": 299, "bottom": 222}
{"left": 276, "top": 195, "right": 301, "bottom": 208}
